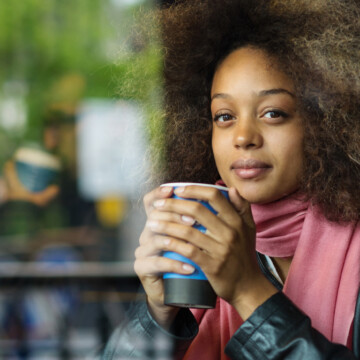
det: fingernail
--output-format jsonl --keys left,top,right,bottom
{"left": 146, "top": 220, "right": 159, "bottom": 230}
{"left": 153, "top": 199, "right": 165, "bottom": 208}
{"left": 181, "top": 215, "right": 195, "bottom": 225}
{"left": 182, "top": 264, "right": 195, "bottom": 273}
{"left": 174, "top": 187, "right": 185, "bottom": 194}
{"left": 161, "top": 186, "right": 172, "bottom": 193}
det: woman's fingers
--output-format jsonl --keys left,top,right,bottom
{"left": 174, "top": 185, "right": 251, "bottom": 224}
{"left": 148, "top": 208, "right": 196, "bottom": 226}
{"left": 145, "top": 218, "right": 217, "bottom": 252}
{"left": 173, "top": 185, "right": 232, "bottom": 216}
{"left": 138, "top": 220, "right": 215, "bottom": 272}
{"left": 144, "top": 219, "right": 227, "bottom": 271}
{"left": 151, "top": 196, "right": 238, "bottom": 243}
{"left": 153, "top": 185, "right": 255, "bottom": 239}
{"left": 137, "top": 232, "right": 172, "bottom": 255}
{"left": 143, "top": 185, "right": 249, "bottom": 241}
{"left": 135, "top": 232, "right": 197, "bottom": 279}
{"left": 134, "top": 254, "right": 195, "bottom": 277}
{"left": 143, "top": 186, "right": 174, "bottom": 215}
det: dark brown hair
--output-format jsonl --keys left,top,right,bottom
{"left": 157, "top": 0, "right": 360, "bottom": 222}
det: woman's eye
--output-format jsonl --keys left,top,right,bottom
{"left": 213, "top": 113, "right": 234, "bottom": 123}
{"left": 264, "top": 110, "right": 288, "bottom": 119}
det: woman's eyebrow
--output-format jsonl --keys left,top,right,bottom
{"left": 211, "top": 93, "right": 231, "bottom": 101}
{"left": 211, "top": 88, "right": 295, "bottom": 102}
{"left": 258, "top": 88, "right": 295, "bottom": 98}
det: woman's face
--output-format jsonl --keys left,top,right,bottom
{"left": 211, "top": 47, "right": 304, "bottom": 204}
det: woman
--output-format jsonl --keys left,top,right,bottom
{"left": 102, "top": 0, "right": 360, "bottom": 358}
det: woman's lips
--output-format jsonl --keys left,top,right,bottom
{"left": 231, "top": 159, "right": 271, "bottom": 180}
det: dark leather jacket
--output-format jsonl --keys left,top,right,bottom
{"left": 101, "top": 254, "right": 360, "bottom": 359}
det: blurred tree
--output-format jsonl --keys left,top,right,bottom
{"left": 0, "top": 0, "right": 160, "bottom": 166}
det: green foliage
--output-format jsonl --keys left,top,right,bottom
{"left": 0, "top": 0, "right": 162, "bottom": 150}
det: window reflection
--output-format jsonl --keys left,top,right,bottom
{"left": 0, "top": 0, "right": 160, "bottom": 357}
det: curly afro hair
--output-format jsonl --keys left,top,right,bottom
{"left": 156, "top": 0, "right": 360, "bottom": 222}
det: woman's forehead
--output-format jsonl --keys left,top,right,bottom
{"left": 211, "top": 47, "right": 295, "bottom": 97}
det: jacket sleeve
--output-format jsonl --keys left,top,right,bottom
{"left": 225, "top": 292, "right": 358, "bottom": 359}
{"left": 101, "top": 299, "right": 198, "bottom": 359}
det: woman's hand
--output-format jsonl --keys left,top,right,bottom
{"left": 148, "top": 185, "right": 277, "bottom": 320}
{"left": 134, "top": 185, "right": 197, "bottom": 328}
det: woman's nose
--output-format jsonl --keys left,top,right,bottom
{"left": 233, "top": 117, "right": 263, "bottom": 149}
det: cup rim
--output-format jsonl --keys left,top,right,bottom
{"left": 161, "top": 182, "right": 228, "bottom": 192}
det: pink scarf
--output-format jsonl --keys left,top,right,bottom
{"left": 252, "top": 195, "right": 360, "bottom": 346}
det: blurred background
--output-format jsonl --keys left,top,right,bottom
{"left": 0, "top": 0, "right": 169, "bottom": 358}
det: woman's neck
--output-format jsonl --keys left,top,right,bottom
{"left": 272, "top": 256, "right": 292, "bottom": 283}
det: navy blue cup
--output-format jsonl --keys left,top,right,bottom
{"left": 14, "top": 146, "right": 61, "bottom": 193}
{"left": 161, "top": 182, "right": 229, "bottom": 308}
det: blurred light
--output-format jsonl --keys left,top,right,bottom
{"left": 77, "top": 99, "right": 148, "bottom": 200}
{"left": 111, "top": 0, "right": 146, "bottom": 7}
{"left": 0, "top": 81, "right": 27, "bottom": 135}
{"left": 96, "top": 196, "right": 128, "bottom": 227}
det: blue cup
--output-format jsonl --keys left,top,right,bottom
{"left": 161, "top": 182, "right": 229, "bottom": 308}
{"left": 14, "top": 146, "right": 61, "bottom": 193}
